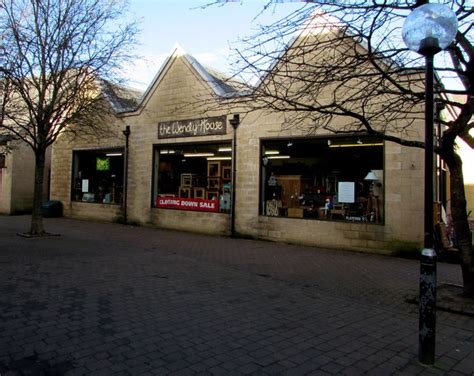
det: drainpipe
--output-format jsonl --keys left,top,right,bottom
{"left": 229, "top": 114, "right": 240, "bottom": 236}
{"left": 435, "top": 102, "right": 445, "bottom": 207}
{"left": 122, "top": 125, "right": 130, "bottom": 225}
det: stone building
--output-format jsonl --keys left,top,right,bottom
{"left": 0, "top": 136, "right": 51, "bottom": 214}
{"left": 50, "top": 34, "right": 433, "bottom": 255}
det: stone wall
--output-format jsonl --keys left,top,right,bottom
{"left": 50, "top": 52, "right": 427, "bottom": 253}
{"left": 232, "top": 110, "right": 425, "bottom": 253}
{"left": 0, "top": 140, "right": 50, "bottom": 214}
{"left": 124, "top": 54, "right": 233, "bottom": 236}
{"left": 0, "top": 151, "right": 13, "bottom": 214}
{"left": 50, "top": 118, "right": 124, "bottom": 220}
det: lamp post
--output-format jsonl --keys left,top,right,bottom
{"left": 402, "top": 3, "right": 458, "bottom": 365}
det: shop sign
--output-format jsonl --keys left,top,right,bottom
{"left": 158, "top": 116, "right": 227, "bottom": 139}
{"left": 156, "top": 197, "right": 219, "bottom": 212}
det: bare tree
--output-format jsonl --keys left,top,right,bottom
{"left": 0, "top": 0, "right": 138, "bottom": 235}
{"left": 214, "top": 1, "right": 473, "bottom": 296}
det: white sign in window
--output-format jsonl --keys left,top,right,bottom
{"left": 338, "top": 182, "right": 355, "bottom": 203}
{"left": 82, "top": 179, "right": 89, "bottom": 193}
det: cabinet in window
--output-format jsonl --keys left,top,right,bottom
{"left": 275, "top": 175, "right": 311, "bottom": 208}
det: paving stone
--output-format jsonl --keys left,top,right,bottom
{"left": 0, "top": 215, "right": 472, "bottom": 376}
{"left": 453, "top": 358, "right": 474, "bottom": 374}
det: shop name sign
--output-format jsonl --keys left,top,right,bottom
{"left": 158, "top": 116, "right": 227, "bottom": 139}
{"left": 156, "top": 197, "right": 219, "bottom": 212}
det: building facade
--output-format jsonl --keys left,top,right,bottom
{"left": 50, "top": 42, "right": 430, "bottom": 254}
{"left": 0, "top": 137, "right": 51, "bottom": 215}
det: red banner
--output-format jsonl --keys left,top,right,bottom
{"left": 155, "top": 197, "right": 219, "bottom": 212}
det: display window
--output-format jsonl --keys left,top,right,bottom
{"left": 153, "top": 143, "right": 232, "bottom": 213}
{"left": 261, "top": 137, "right": 384, "bottom": 223}
{"left": 71, "top": 149, "right": 124, "bottom": 204}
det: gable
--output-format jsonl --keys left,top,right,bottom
{"left": 129, "top": 47, "right": 246, "bottom": 118}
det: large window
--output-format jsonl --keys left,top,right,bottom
{"left": 153, "top": 143, "right": 232, "bottom": 213}
{"left": 261, "top": 136, "right": 384, "bottom": 223}
{"left": 72, "top": 149, "right": 124, "bottom": 204}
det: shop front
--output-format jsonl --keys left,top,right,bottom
{"left": 147, "top": 112, "right": 235, "bottom": 236}
{"left": 50, "top": 45, "right": 427, "bottom": 254}
{"left": 152, "top": 115, "right": 233, "bottom": 216}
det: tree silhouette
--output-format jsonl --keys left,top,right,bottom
{"left": 216, "top": 1, "right": 473, "bottom": 296}
{"left": 0, "top": 0, "right": 138, "bottom": 235}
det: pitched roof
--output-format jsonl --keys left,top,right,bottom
{"left": 132, "top": 44, "right": 251, "bottom": 113}
{"left": 99, "top": 79, "right": 144, "bottom": 113}
{"left": 0, "top": 135, "right": 15, "bottom": 145}
{"left": 184, "top": 53, "right": 251, "bottom": 98}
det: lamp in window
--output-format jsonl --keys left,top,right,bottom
{"left": 364, "top": 170, "right": 379, "bottom": 181}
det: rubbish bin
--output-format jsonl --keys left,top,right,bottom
{"left": 41, "top": 200, "right": 63, "bottom": 217}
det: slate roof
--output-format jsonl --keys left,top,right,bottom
{"left": 184, "top": 53, "right": 252, "bottom": 98}
{"left": 134, "top": 45, "right": 252, "bottom": 112}
{"left": 0, "top": 135, "right": 14, "bottom": 145}
{"left": 100, "top": 79, "right": 144, "bottom": 113}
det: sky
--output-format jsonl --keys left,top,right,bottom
{"left": 124, "top": 0, "right": 304, "bottom": 90}
{"left": 122, "top": 1, "right": 473, "bottom": 182}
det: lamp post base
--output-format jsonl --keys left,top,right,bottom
{"left": 419, "top": 247, "right": 437, "bottom": 365}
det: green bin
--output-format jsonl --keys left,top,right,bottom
{"left": 41, "top": 200, "right": 63, "bottom": 217}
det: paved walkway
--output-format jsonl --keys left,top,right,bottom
{"left": 0, "top": 215, "right": 473, "bottom": 375}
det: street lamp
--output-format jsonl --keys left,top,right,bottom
{"left": 402, "top": 3, "right": 458, "bottom": 365}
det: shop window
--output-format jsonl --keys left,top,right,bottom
{"left": 71, "top": 149, "right": 124, "bottom": 204}
{"left": 261, "top": 137, "right": 384, "bottom": 223}
{"left": 153, "top": 143, "right": 232, "bottom": 213}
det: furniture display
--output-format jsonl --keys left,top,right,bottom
{"left": 193, "top": 187, "right": 206, "bottom": 199}
{"left": 207, "top": 189, "right": 219, "bottom": 200}
{"left": 265, "top": 174, "right": 382, "bottom": 222}
{"left": 329, "top": 204, "right": 346, "bottom": 219}
{"left": 288, "top": 207, "right": 304, "bottom": 218}
{"left": 179, "top": 186, "right": 192, "bottom": 198}
{"left": 206, "top": 161, "right": 231, "bottom": 201}
{"left": 178, "top": 173, "right": 206, "bottom": 199}
{"left": 274, "top": 175, "right": 311, "bottom": 208}
{"left": 207, "top": 177, "right": 220, "bottom": 189}
{"left": 207, "top": 161, "right": 221, "bottom": 178}
{"left": 181, "top": 173, "right": 199, "bottom": 188}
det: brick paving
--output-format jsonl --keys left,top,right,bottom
{"left": 0, "top": 215, "right": 473, "bottom": 375}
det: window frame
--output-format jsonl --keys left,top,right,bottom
{"left": 70, "top": 147, "right": 125, "bottom": 205}
{"left": 152, "top": 141, "right": 233, "bottom": 213}
{"left": 259, "top": 135, "right": 385, "bottom": 224}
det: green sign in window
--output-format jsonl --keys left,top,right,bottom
{"left": 96, "top": 157, "right": 110, "bottom": 171}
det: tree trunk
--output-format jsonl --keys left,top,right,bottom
{"left": 443, "top": 149, "right": 474, "bottom": 298}
{"left": 30, "top": 149, "right": 46, "bottom": 236}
